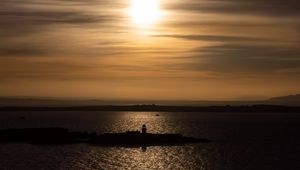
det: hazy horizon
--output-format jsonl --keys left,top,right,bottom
{"left": 0, "top": 91, "right": 299, "bottom": 101}
{"left": 0, "top": 94, "right": 295, "bottom": 101}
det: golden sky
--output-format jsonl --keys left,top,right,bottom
{"left": 0, "top": 0, "right": 300, "bottom": 100}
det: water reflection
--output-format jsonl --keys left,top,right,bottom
{"left": 0, "top": 111, "right": 213, "bottom": 169}
{"left": 2, "top": 111, "right": 299, "bottom": 169}
{"left": 87, "top": 145, "right": 210, "bottom": 169}
{"left": 141, "top": 146, "right": 147, "bottom": 152}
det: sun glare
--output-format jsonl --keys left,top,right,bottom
{"left": 129, "top": 0, "right": 161, "bottom": 26}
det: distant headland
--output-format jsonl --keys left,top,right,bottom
{"left": 0, "top": 94, "right": 300, "bottom": 112}
{"left": 0, "top": 105, "right": 300, "bottom": 113}
{"left": 0, "top": 94, "right": 300, "bottom": 107}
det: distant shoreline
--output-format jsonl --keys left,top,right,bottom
{"left": 1, "top": 105, "right": 300, "bottom": 112}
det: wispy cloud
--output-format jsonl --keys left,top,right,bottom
{"left": 153, "top": 34, "right": 266, "bottom": 43}
{"left": 178, "top": 44, "right": 300, "bottom": 75}
{"left": 166, "top": 0, "right": 300, "bottom": 17}
{"left": 0, "top": 0, "right": 120, "bottom": 36}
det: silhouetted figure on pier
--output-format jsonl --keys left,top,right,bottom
{"left": 142, "top": 124, "right": 147, "bottom": 134}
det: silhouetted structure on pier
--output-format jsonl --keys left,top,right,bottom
{"left": 142, "top": 124, "right": 147, "bottom": 134}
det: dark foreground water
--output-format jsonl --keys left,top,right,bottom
{"left": 0, "top": 111, "right": 300, "bottom": 170}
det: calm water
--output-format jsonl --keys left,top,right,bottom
{"left": 0, "top": 111, "right": 300, "bottom": 169}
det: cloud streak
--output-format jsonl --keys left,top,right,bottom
{"left": 166, "top": 0, "right": 300, "bottom": 18}
{"left": 0, "top": 2, "right": 119, "bottom": 37}
{"left": 177, "top": 44, "right": 300, "bottom": 75}
{"left": 153, "top": 34, "right": 266, "bottom": 43}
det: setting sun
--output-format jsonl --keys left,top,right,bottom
{"left": 129, "top": 0, "right": 161, "bottom": 26}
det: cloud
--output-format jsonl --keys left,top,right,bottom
{"left": 166, "top": 0, "right": 300, "bottom": 18}
{"left": 0, "top": 0, "right": 121, "bottom": 35}
{"left": 0, "top": 11, "right": 113, "bottom": 25}
{"left": 179, "top": 44, "right": 300, "bottom": 74}
{"left": 153, "top": 34, "right": 265, "bottom": 43}
{"left": 0, "top": 46, "right": 47, "bottom": 56}
{"left": 0, "top": 0, "right": 125, "bottom": 57}
{"left": 0, "top": 58, "right": 99, "bottom": 80}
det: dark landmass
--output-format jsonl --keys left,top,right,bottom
{"left": 0, "top": 97, "right": 263, "bottom": 107}
{"left": 0, "top": 128, "right": 211, "bottom": 146}
{"left": 0, "top": 94, "right": 300, "bottom": 107}
{"left": 267, "top": 94, "right": 300, "bottom": 105}
{"left": 0, "top": 94, "right": 299, "bottom": 112}
{"left": 0, "top": 105, "right": 300, "bottom": 112}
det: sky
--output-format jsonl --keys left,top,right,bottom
{"left": 0, "top": 0, "right": 300, "bottom": 100}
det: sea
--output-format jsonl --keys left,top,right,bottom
{"left": 0, "top": 111, "right": 299, "bottom": 170}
